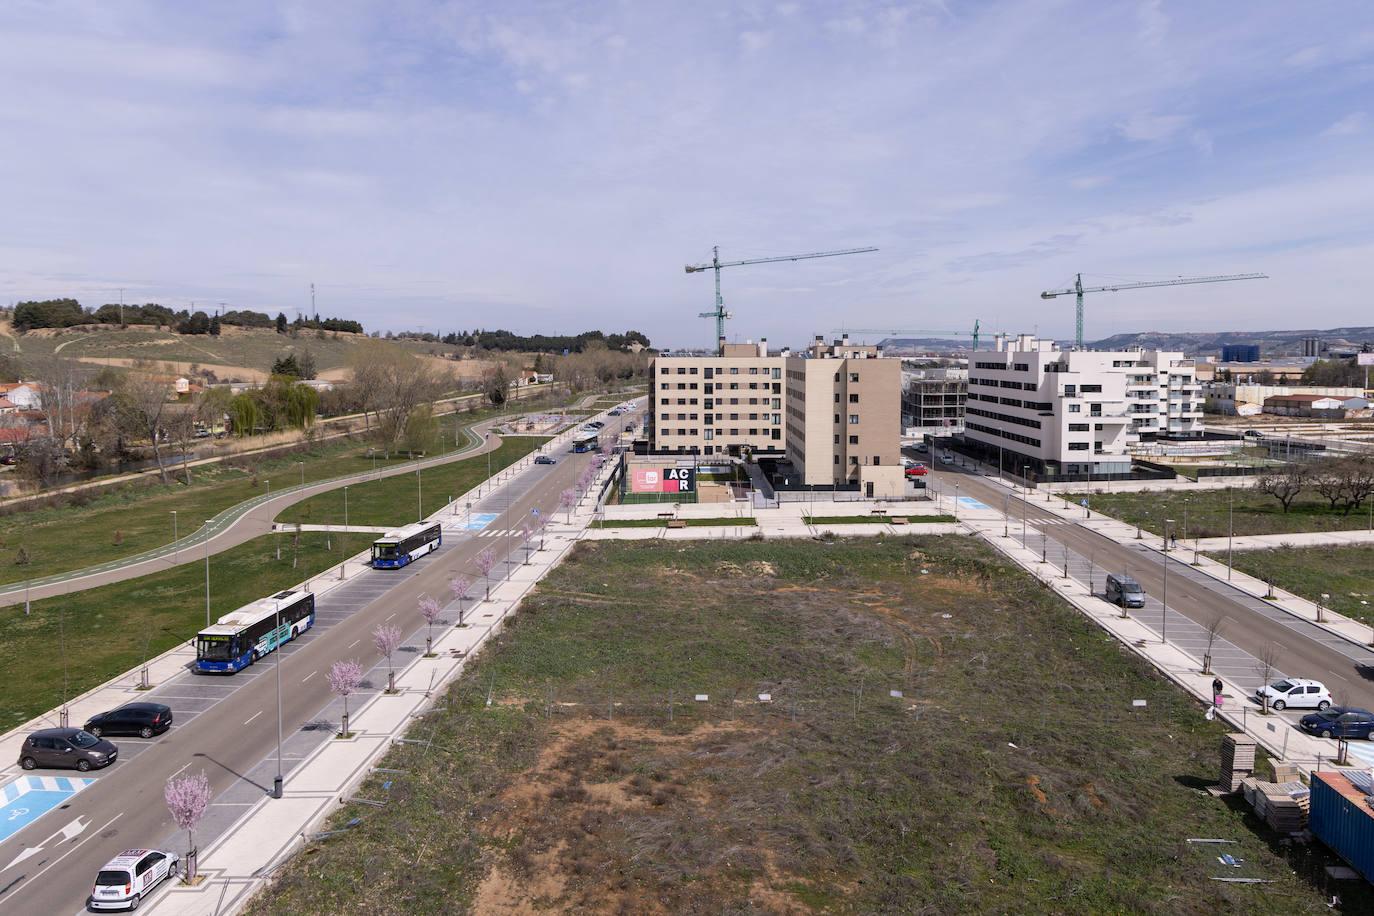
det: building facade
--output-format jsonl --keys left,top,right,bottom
{"left": 963, "top": 334, "right": 1202, "bottom": 477}
{"left": 646, "top": 338, "right": 785, "bottom": 457}
{"left": 1220, "top": 343, "right": 1260, "bottom": 363}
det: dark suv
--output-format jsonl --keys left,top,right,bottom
{"left": 84, "top": 702, "right": 173, "bottom": 739}
{"left": 1300, "top": 707, "right": 1374, "bottom": 740}
{"left": 18, "top": 728, "right": 118, "bottom": 771}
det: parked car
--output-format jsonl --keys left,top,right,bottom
{"left": 88, "top": 848, "right": 179, "bottom": 911}
{"left": 608, "top": 409, "right": 622, "bottom": 416}
{"left": 1243, "top": 429, "right": 1264, "bottom": 440}
{"left": 1300, "top": 707, "right": 1374, "bottom": 740}
{"left": 534, "top": 455, "right": 557, "bottom": 465}
{"left": 939, "top": 454, "right": 955, "bottom": 465}
{"left": 83, "top": 703, "right": 172, "bottom": 739}
{"left": 915, "top": 442, "right": 929, "bottom": 453}
{"left": 904, "top": 464, "right": 928, "bottom": 478}
{"left": 18, "top": 728, "right": 118, "bottom": 772}
{"left": 1105, "top": 573, "right": 1146, "bottom": 609}
{"left": 1256, "top": 678, "right": 1332, "bottom": 711}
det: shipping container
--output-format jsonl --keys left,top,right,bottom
{"left": 1310, "top": 770, "right": 1374, "bottom": 884}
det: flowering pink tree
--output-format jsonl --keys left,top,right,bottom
{"left": 328, "top": 658, "right": 363, "bottom": 738}
{"left": 450, "top": 575, "right": 473, "bottom": 626}
{"left": 418, "top": 595, "right": 441, "bottom": 656}
{"left": 372, "top": 624, "right": 402, "bottom": 693}
{"left": 165, "top": 770, "right": 211, "bottom": 880}
{"left": 560, "top": 487, "right": 576, "bottom": 523}
{"left": 476, "top": 547, "right": 497, "bottom": 600}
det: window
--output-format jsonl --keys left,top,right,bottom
{"left": 1013, "top": 363, "right": 1029, "bottom": 371}
{"left": 660, "top": 367, "right": 669, "bottom": 375}
{"left": 834, "top": 455, "right": 839, "bottom": 465}
{"left": 749, "top": 367, "right": 758, "bottom": 374}
{"left": 660, "top": 413, "right": 669, "bottom": 420}
{"left": 873, "top": 456, "right": 880, "bottom": 465}
{"left": 1068, "top": 442, "right": 1089, "bottom": 451}
{"left": 676, "top": 367, "right": 686, "bottom": 374}
{"left": 849, "top": 372, "right": 859, "bottom": 382}
{"left": 849, "top": 394, "right": 859, "bottom": 403}
{"left": 1068, "top": 404, "right": 1081, "bottom": 413}
{"left": 848, "top": 414, "right": 860, "bottom": 424}
{"left": 704, "top": 367, "right": 714, "bottom": 379}
{"left": 849, "top": 435, "right": 858, "bottom": 444}
{"left": 729, "top": 367, "right": 739, "bottom": 375}
{"left": 704, "top": 429, "right": 714, "bottom": 440}
{"left": 772, "top": 413, "right": 781, "bottom": 424}
{"left": 1068, "top": 423, "right": 1089, "bottom": 432}
{"left": 1081, "top": 384, "right": 1102, "bottom": 393}
{"left": 772, "top": 367, "right": 781, "bottom": 379}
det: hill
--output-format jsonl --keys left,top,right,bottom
{"left": 1088, "top": 326, "right": 1374, "bottom": 356}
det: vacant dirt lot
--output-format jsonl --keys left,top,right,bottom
{"left": 252, "top": 537, "right": 1364, "bottom": 915}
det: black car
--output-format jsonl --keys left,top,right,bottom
{"left": 534, "top": 455, "right": 557, "bottom": 465}
{"left": 1300, "top": 706, "right": 1374, "bottom": 740}
{"left": 18, "top": 728, "right": 118, "bottom": 771}
{"left": 84, "top": 702, "right": 173, "bottom": 739}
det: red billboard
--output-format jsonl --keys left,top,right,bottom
{"left": 630, "top": 467, "right": 696, "bottom": 494}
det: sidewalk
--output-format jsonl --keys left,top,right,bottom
{"left": 1194, "top": 529, "right": 1374, "bottom": 552}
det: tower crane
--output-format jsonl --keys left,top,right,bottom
{"left": 831, "top": 320, "right": 982, "bottom": 351}
{"left": 685, "top": 245, "right": 878, "bottom": 348}
{"left": 1042, "top": 272, "right": 1268, "bottom": 350}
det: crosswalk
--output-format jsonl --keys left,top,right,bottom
{"left": 472, "top": 528, "right": 530, "bottom": 538}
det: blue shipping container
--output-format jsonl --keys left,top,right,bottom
{"left": 1310, "top": 770, "right": 1374, "bottom": 885}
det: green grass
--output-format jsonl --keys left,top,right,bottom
{"left": 591, "top": 516, "right": 758, "bottom": 528}
{"left": 0, "top": 532, "right": 341, "bottom": 728}
{"left": 1218, "top": 544, "right": 1374, "bottom": 626}
{"left": 1074, "top": 485, "right": 1374, "bottom": 538}
{"left": 805, "top": 514, "right": 957, "bottom": 524}
{"left": 249, "top": 536, "right": 1357, "bottom": 915}
{"left": 277, "top": 437, "right": 548, "bottom": 528}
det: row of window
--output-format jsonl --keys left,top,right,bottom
{"left": 659, "top": 381, "right": 781, "bottom": 392}
{"left": 659, "top": 397, "right": 780, "bottom": 407}
{"left": 660, "top": 428, "right": 783, "bottom": 440}
{"left": 659, "top": 412, "right": 782, "bottom": 423}
{"left": 967, "top": 421, "right": 1041, "bottom": 448}
{"left": 966, "top": 406, "right": 1042, "bottom": 429}
{"left": 661, "top": 365, "right": 782, "bottom": 378}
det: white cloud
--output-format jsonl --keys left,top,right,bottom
{"left": 1323, "top": 112, "right": 1368, "bottom": 137}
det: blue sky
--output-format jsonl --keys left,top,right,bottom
{"left": 2, "top": 1, "right": 1372, "bottom": 348}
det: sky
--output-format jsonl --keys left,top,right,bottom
{"left": 2, "top": 1, "right": 1372, "bottom": 349}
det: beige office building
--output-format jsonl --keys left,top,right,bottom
{"left": 648, "top": 334, "right": 903, "bottom": 496}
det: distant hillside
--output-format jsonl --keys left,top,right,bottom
{"left": 1088, "top": 326, "right": 1374, "bottom": 356}
{"left": 877, "top": 337, "right": 969, "bottom": 352}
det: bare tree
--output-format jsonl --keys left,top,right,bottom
{"left": 1254, "top": 643, "right": 1281, "bottom": 713}
{"left": 164, "top": 405, "right": 200, "bottom": 484}
{"left": 347, "top": 340, "right": 450, "bottom": 454}
{"left": 30, "top": 356, "right": 95, "bottom": 452}
{"left": 1255, "top": 464, "right": 1308, "bottom": 513}
{"left": 114, "top": 374, "right": 174, "bottom": 484}
{"left": 1202, "top": 615, "right": 1227, "bottom": 675}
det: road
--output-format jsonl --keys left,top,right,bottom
{"left": 928, "top": 463, "right": 1374, "bottom": 711}
{"left": 0, "top": 408, "right": 633, "bottom": 915}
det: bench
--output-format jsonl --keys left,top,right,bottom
{"left": 656, "top": 511, "right": 676, "bottom": 519}
{"left": 666, "top": 519, "right": 687, "bottom": 529}
{"left": 869, "top": 508, "right": 886, "bottom": 517}
{"left": 889, "top": 517, "right": 908, "bottom": 525}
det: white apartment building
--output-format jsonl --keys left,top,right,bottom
{"left": 963, "top": 334, "right": 1203, "bottom": 477}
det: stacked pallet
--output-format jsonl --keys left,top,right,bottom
{"left": 1252, "top": 780, "right": 1310, "bottom": 833}
{"left": 1220, "top": 734, "right": 1256, "bottom": 793}
{"left": 1266, "top": 760, "right": 1300, "bottom": 784}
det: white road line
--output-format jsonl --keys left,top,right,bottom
{"left": 1, "top": 811, "right": 122, "bottom": 894}
{"left": 384, "top": 613, "right": 395, "bottom": 621}
{"left": 243, "top": 711, "right": 262, "bottom": 725}
{"left": 302, "top": 671, "right": 317, "bottom": 683}
{"left": 170, "top": 761, "right": 193, "bottom": 779}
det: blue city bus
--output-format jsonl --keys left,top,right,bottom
{"left": 572, "top": 429, "right": 599, "bottom": 453}
{"left": 371, "top": 521, "right": 442, "bottom": 569}
{"left": 195, "top": 589, "right": 316, "bottom": 674}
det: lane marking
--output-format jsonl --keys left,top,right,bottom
{"left": 0, "top": 811, "right": 122, "bottom": 899}
{"left": 243, "top": 711, "right": 262, "bottom": 725}
{"left": 301, "top": 671, "right": 317, "bottom": 683}
{"left": 347, "top": 640, "right": 359, "bottom": 649}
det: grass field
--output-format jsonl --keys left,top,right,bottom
{"left": 591, "top": 516, "right": 758, "bottom": 528}
{"left": 1220, "top": 544, "right": 1374, "bottom": 627}
{"left": 0, "top": 401, "right": 568, "bottom": 590}
{"left": 276, "top": 437, "right": 548, "bottom": 528}
{"left": 0, "top": 532, "right": 340, "bottom": 728}
{"left": 249, "top": 536, "right": 1359, "bottom": 915}
{"left": 1074, "top": 485, "right": 1374, "bottom": 538}
{"left": 804, "top": 514, "right": 956, "bottom": 524}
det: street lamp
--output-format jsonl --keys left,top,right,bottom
{"left": 204, "top": 520, "right": 212, "bottom": 627}
{"left": 272, "top": 597, "right": 284, "bottom": 799}
{"left": 1161, "top": 518, "right": 1173, "bottom": 645}
{"left": 298, "top": 461, "right": 305, "bottom": 487}
{"left": 1226, "top": 486, "right": 1234, "bottom": 580}
{"left": 416, "top": 468, "right": 423, "bottom": 522}
{"left": 339, "top": 486, "right": 349, "bottom": 580}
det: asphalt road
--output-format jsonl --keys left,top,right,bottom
{"left": 0, "top": 409, "right": 632, "bottom": 915}
{"left": 929, "top": 464, "right": 1374, "bottom": 712}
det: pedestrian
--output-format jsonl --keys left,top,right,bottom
{"left": 1212, "top": 676, "right": 1224, "bottom": 710}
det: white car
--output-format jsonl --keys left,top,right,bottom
{"left": 1255, "top": 678, "right": 1332, "bottom": 711}
{"left": 939, "top": 454, "right": 954, "bottom": 465}
{"left": 89, "top": 848, "right": 179, "bottom": 911}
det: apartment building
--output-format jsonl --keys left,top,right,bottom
{"left": 646, "top": 338, "right": 785, "bottom": 457}
{"left": 963, "top": 334, "right": 1202, "bottom": 477}
{"left": 785, "top": 335, "right": 902, "bottom": 495}
{"left": 647, "top": 334, "right": 903, "bottom": 495}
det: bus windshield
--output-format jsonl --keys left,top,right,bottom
{"left": 374, "top": 543, "right": 399, "bottom": 559}
{"left": 198, "top": 635, "right": 236, "bottom": 661}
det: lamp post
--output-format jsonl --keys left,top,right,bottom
{"left": 204, "top": 520, "right": 212, "bottom": 627}
{"left": 416, "top": 468, "right": 423, "bottom": 522}
{"left": 1003, "top": 491, "right": 1009, "bottom": 538}
{"left": 272, "top": 598, "right": 284, "bottom": 799}
{"left": 340, "top": 486, "right": 349, "bottom": 580}
{"left": 171, "top": 511, "right": 178, "bottom": 564}
{"left": 1020, "top": 466, "right": 1028, "bottom": 547}
{"left": 1319, "top": 593, "right": 1329, "bottom": 624}
{"left": 298, "top": 461, "right": 304, "bottom": 487}
{"left": 1162, "top": 518, "right": 1173, "bottom": 645}
{"left": 1227, "top": 486, "right": 1234, "bottom": 580}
